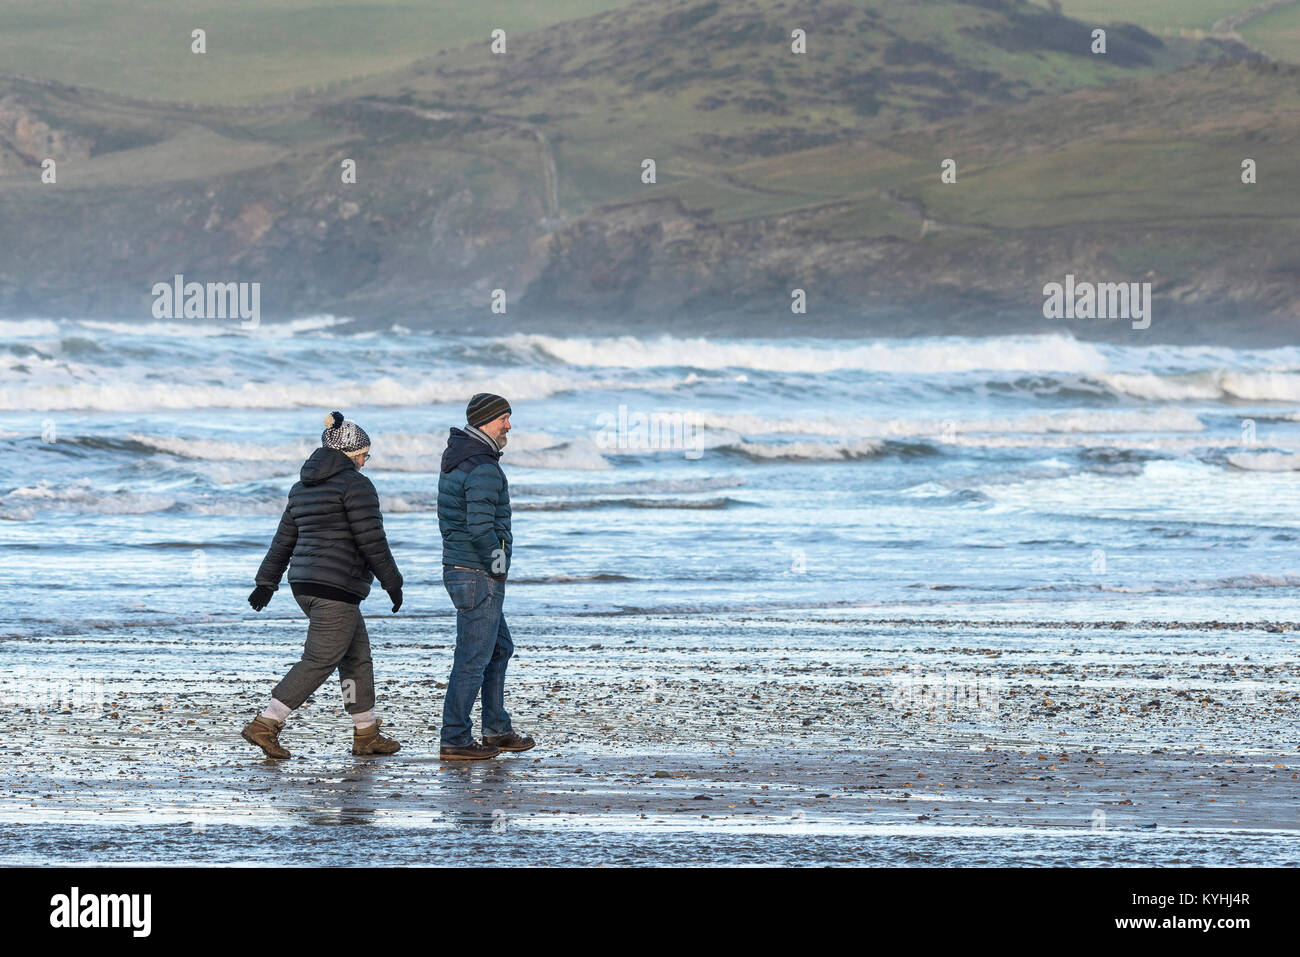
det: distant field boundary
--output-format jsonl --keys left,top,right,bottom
{"left": 1212, "top": 0, "right": 1299, "bottom": 39}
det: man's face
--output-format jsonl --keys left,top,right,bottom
{"left": 480, "top": 412, "right": 511, "bottom": 447}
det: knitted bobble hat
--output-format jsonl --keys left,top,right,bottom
{"left": 466, "top": 393, "right": 511, "bottom": 429}
{"left": 321, "top": 411, "right": 371, "bottom": 453}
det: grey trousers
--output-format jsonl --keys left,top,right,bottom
{"left": 271, "top": 594, "right": 375, "bottom": 714}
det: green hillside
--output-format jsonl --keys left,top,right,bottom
{"left": 1241, "top": 1, "right": 1300, "bottom": 62}
{"left": 0, "top": 0, "right": 637, "bottom": 104}
{"left": 342, "top": 0, "right": 1236, "bottom": 217}
{"left": 1030, "top": 1, "right": 1262, "bottom": 34}
{"left": 0, "top": 0, "right": 1293, "bottom": 332}
{"left": 1031, "top": 0, "right": 1300, "bottom": 63}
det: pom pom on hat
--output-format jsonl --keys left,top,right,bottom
{"left": 324, "top": 411, "right": 344, "bottom": 429}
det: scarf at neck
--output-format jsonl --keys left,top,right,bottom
{"left": 465, "top": 423, "right": 499, "bottom": 452}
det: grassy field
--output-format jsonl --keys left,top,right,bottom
{"left": 0, "top": 0, "right": 1274, "bottom": 108}
{"left": 1033, "top": 0, "right": 1300, "bottom": 62}
{"left": 1240, "top": 1, "right": 1300, "bottom": 61}
{"left": 0, "top": 0, "right": 637, "bottom": 103}
{"left": 1030, "top": 0, "right": 1262, "bottom": 34}
{"left": 687, "top": 66, "right": 1294, "bottom": 225}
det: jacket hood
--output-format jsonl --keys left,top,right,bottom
{"left": 301, "top": 446, "right": 357, "bottom": 485}
{"left": 441, "top": 426, "right": 500, "bottom": 473}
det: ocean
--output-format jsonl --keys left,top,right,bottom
{"left": 2, "top": 316, "right": 1297, "bottom": 865}
{"left": 3, "top": 317, "right": 1300, "bottom": 628}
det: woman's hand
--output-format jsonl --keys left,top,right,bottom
{"left": 248, "top": 585, "right": 275, "bottom": 611}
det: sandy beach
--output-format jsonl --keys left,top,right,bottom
{"left": 6, "top": 0, "right": 1300, "bottom": 883}
{"left": 3, "top": 609, "right": 1296, "bottom": 865}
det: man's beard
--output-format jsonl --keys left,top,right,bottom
{"left": 496, "top": 432, "right": 508, "bottom": 448}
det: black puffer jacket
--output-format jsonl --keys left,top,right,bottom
{"left": 255, "top": 447, "right": 402, "bottom": 601}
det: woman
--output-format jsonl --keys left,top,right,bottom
{"left": 242, "top": 411, "right": 404, "bottom": 758}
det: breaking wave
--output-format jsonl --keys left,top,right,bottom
{"left": 499, "top": 332, "right": 1110, "bottom": 373}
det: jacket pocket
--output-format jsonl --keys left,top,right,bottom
{"left": 348, "top": 552, "right": 366, "bottom": 582}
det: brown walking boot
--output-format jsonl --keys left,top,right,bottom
{"left": 439, "top": 740, "right": 500, "bottom": 761}
{"left": 482, "top": 731, "right": 535, "bottom": 752}
{"left": 241, "top": 715, "right": 290, "bottom": 759}
{"left": 352, "top": 718, "right": 401, "bottom": 756}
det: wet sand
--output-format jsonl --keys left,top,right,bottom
{"left": 1, "top": 610, "right": 1297, "bottom": 865}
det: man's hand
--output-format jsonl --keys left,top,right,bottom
{"left": 387, "top": 587, "right": 403, "bottom": 613}
{"left": 248, "top": 585, "right": 274, "bottom": 611}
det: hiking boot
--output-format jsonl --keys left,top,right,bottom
{"left": 241, "top": 715, "right": 290, "bottom": 759}
{"left": 439, "top": 740, "right": 500, "bottom": 761}
{"left": 352, "top": 718, "right": 401, "bottom": 756}
{"left": 482, "top": 731, "right": 535, "bottom": 752}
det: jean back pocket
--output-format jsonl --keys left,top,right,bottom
{"left": 445, "top": 575, "right": 482, "bottom": 612}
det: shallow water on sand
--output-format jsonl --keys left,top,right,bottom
{"left": 2, "top": 612, "right": 1297, "bottom": 865}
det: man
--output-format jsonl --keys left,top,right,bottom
{"left": 436, "top": 393, "right": 535, "bottom": 760}
{"left": 242, "top": 411, "right": 404, "bottom": 759}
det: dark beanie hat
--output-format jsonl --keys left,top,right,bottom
{"left": 467, "top": 393, "right": 511, "bottom": 428}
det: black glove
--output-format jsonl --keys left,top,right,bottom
{"left": 387, "top": 587, "right": 402, "bottom": 614}
{"left": 248, "top": 585, "right": 274, "bottom": 611}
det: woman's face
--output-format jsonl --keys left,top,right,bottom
{"left": 350, "top": 450, "right": 371, "bottom": 470}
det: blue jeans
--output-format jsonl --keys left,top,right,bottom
{"left": 440, "top": 566, "right": 513, "bottom": 746}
